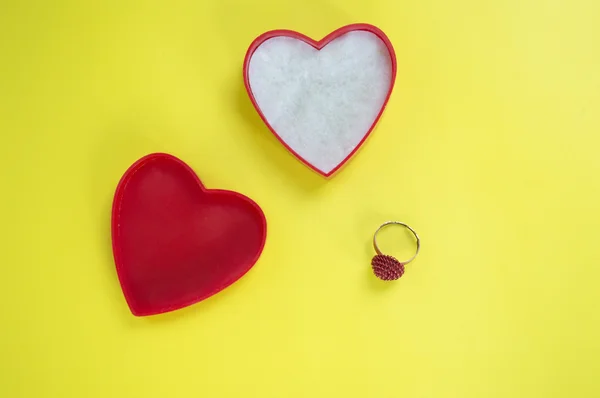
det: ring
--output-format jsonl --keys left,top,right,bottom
{"left": 371, "top": 221, "right": 420, "bottom": 281}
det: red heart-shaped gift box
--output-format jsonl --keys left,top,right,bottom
{"left": 111, "top": 153, "right": 267, "bottom": 316}
{"left": 243, "top": 23, "right": 397, "bottom": 177}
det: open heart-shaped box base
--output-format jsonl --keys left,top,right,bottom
{"left": 244, "top": 23, "right": 396, "bottom": 177}
{"left": 111, "top": 153, "right": 267, "bottom": 316}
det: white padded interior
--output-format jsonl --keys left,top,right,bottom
{"left": 248, "top": 30, "right": 393, "bottom": 175}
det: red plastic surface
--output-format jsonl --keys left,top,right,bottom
{"left": 243, "top": 23, "right": 397, "bottom": 178}
{"left": 111, "top": 153, "right": 267, "bottom": 316}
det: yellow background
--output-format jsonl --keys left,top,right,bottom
{"left": 1, "top": 0, "right": 599, "bottom": 396}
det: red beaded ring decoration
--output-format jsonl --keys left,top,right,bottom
{"left": 372, "top": 221, "right": 421, "bottom": 281}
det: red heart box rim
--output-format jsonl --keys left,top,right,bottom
{"left": 243, "top": 23, "right": 398, "bottom": 178}
{"left": 111, "top": 153, "right": 267, "bottom": 316}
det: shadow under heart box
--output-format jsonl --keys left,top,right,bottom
{"left": 243, "top": 23, "right": 397, "bottom": 177}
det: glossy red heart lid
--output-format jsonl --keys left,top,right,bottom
{"left": 111, "top": 153, "right": 267, "bottom": 316}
